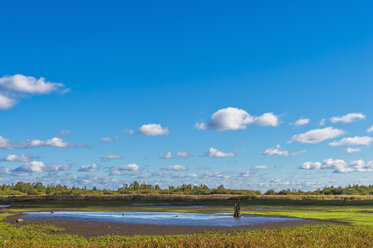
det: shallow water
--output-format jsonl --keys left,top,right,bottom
{"left": 25, "top": 211, "right": 302, "bottom": 227}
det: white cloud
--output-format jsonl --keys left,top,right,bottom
{"left": 254, "top": 113, "right": 279, "bottom": 127}
{"left": 206, "top": 147, "right": 234, "bottom": 158}
{"left": 0, "top": 136, "right": 74, "bottom": 149}
{"left": 329, "top": 136, "right": 373, "bottom": 147}
{"left": 0, "top": 136, "right": 14, "bottom": 149}
{"left": 263, "top": 145, "right": 288, "bottom": 156}
{"left": 367, "top": 126, "right": 373, "bottom": 133}
{"left": 19, "top": 137, "right": 69, "bottom": 148}
{"left": 295, "top": 118, "right": 310, "bottom": 126}
{"left": 0, "top": 74, "right": 68, "bottom": 110}
{"left": 321, "top": 159, "right": 352, "bottom": 173}
{"left": 350, "top": 160, "right": 372, "bottom": 172}
{"left": 0, "top": 74, "right": 65, "bottom": 94}
{"left": 177, "top": 150, "right": 192, "bottom": 158}
{"left": 101, "top": 155, "right": 123, "bottom": 160}
{"left": 15, "top": 161, "right": 46, "bottom": 173}
{"left": 253, "top": 165, "right": 269, "bottom": 170}
{"left": 330, "top": 113, "right": 365, "bottom": 124}
{"left": 290, "top": 127, "right": 345, "bottom": 144}
{"left": 301, "top": 159, "right": 350, "bottom": 173}
{"left": 3, "top": 154, "right": 32, "bottom": 162}
{"left": 0, "top": 94, "right": 15, "bottom": 110}
{"left": 15, "top": 161, "right": 70, "bottom": 173}
{"left": 196, "top": 107, "right": 279, "bottom": 131}
{"left": 202, "top": 172, "right": 230, "bottom": 180}
{"left": 160, "top": 151, "right": 172, "bottom": 159}
{"left": 300, "top": 159, "right": 373, "bottom": 173}
{"left": 174, "top": 173, "right": 198, "bottom": 178}
{"left": 120, "top": 163, "right": 140, "bottom": 171}
{"left": 161, "top": 164, "right": 188, "bottom": 171}
{"left": 79, "top": 163, "right": 100, "bottom": 172}
{"left": 300, "top": 162, "right": 322, "bottom": 170}
{"left": 139, "top": 124, "right": 169, "bottom": 136}
{"left": 110, "top": 164, "right": 140, "bottom": 175}
{"left": 263, "top": 145, "right": 305, "bottom": 156}
{"left": 345, "top": 147, "right": 362, "bottom": 153}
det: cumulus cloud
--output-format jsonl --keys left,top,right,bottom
{"left": 300, "top": 159, "right": 373, "bottom": 173}
{"left": 2, "top": 154, "right": 32, "bottom": 162}
{"left": 290, "top": 127, "right": 345, "bottom": 144}
{"left": 263, "top": 145, "right": 288, "bottom": 156}
{"left": 14, "top": 161, "right": 70, "bottom": 173}
{"left": 174, "top": 173, "right": 198, "bottom": 178}
{"left": 110, "top": 164, "right": 140, "bottom": 175}
{"left": 206, "top": 147, "right": 234, "bottom": 158}
{"left": 0, "top": 94, "right": 15, "bottom": 110}
{"left": 196, "top": 107, "right": 279, "bottom": 131}
{"left": 0, "top": 136, "right": 72, "bottom": 149}
{"left": 19, "top": 137, "right": 69, "bottom": 148}
{"left": 161, "top": 164, "right": 188, "bottom": 171}
{"left": 263, "top": 145, "right": 305, "bottom": 156}
{"left": 345, "top": 147, "right": 362, "bottom": 153}
{"left": 177, "top": 150, "right": 192, "bottom": 158}
{"left": 300, "top": 161, "right": 322, "bottom": 170}
{"left": 139, "top": 124, "right": 169, "bottom": 136}
{"left": 79, "top": 163, "right": 100, "bottom": 172}
{"left": 367, "top": 126, "right": 373, "bottom": 133}
{"left": 120, "top": 163, "right": 140, "bottom": 171}
{"left": 202, "top": 172, "right": 230, "bottom": 180}
{"left": 301, "top": 159, "right": 350, "bottom": 173}
{"left": 350, "top": 160, "right": 373, "bottom": 172}
{"left": 160, "top": 151, "right": 172, "bottom": 159}
{"left": 0, "top": 74, "right": 65, "bottom": 94}
{"left": 101, "top": 155, "right": 123, "bottom": 160}
{"left": 295, "top": 118, "right": 310, "bottom": 126}
{"left": 0, "top": 136, "right": 13, "bottom": 149}
{"left": 330, "top": 113, "right": 365, "bottom": 124}
{"left": 0, "top": 74, "right": 68, "bottom": 110}
{"left": 329, "top": 136, "right": 373, "bottom": 147}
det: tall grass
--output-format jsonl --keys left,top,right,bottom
{"left": 0, "top": 224, "right": 372, "bottom": 247}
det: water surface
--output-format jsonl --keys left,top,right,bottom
{"left": 26, "top": 211, "right": 302, "bottom": 227}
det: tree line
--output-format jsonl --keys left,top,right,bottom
{"left": 1, "top": 181, "right": 373, "bottom": 196}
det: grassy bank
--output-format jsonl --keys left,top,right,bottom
{"left": 1, "top": 200, "right": 373, "bottom": 247}
{"left": 0, "top": 220, "right": 372, "bottom": 247}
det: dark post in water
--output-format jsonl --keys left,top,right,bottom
{"left": 234, "top": 199, "right": 241, "bottom": 218}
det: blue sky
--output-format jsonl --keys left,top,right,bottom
{"left": 0, "top": 1, "right": 373, "bottom": 191}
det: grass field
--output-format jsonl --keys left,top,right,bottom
{"left": 1, "top": 199, "right": 373, "bottom": 247}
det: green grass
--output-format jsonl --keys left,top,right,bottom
{"left": 1, "top": 200, "right": 373, "bottom": 247}
{"left": 0, "top": 223, "right": 372, "bottom": 247}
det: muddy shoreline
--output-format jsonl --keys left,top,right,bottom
{"left": 5, "top": 213, "right": 340, "bottom": 237}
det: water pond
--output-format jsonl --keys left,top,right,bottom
{"left": 26, "top": 211, "right": 302, "bottom": 227}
